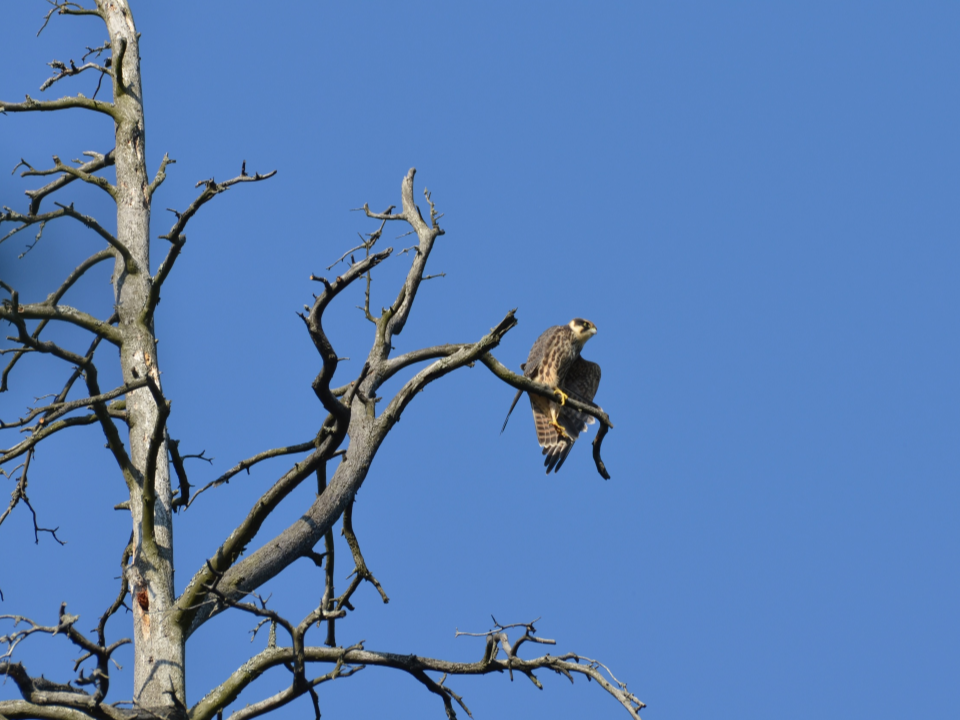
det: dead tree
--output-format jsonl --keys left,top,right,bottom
{"left": 0, "top": 2, "right": 633, "bottom": 719}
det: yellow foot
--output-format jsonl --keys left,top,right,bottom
{"left": 550, "top": 419, "right": 571, "bottom": 441}
{"left": 553, "top": 388, "right": 569, "bottom": 406}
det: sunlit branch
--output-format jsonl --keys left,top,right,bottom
{"left": 0, "top": 697, "right": 99, "bottom": 720}
{"left": 378, "top": 310, "right": 518, "bottom": 427}
{"left": 362, "top": 168, "right": 445, "bottom": 343}
{"left": 189, "top": 630, "right": 645, "bottom": 720}
{"left": 0, "top": 300, "right": 122, "bottom": 346}
{"left": 0, "top": 94, "right": 115, "bottom": 118}
{"left": 175, "top": 439, "right": 337, "bottom": 632}
{"left": 380, "top": 343, "right": 467, "bottom": 384}
{"left": 50, "top": 155, "right": 116, "bottom": 198}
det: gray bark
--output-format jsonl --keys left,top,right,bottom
{"left": 97, "top": 0, "right": 184, "bottom": 711}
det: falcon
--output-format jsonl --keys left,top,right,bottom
{"left": 501, "top": 318, "right": 602, "bottom": 474}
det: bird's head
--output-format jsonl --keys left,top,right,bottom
{"left": 568, "top": 318, "right": 597, "bottom": 345}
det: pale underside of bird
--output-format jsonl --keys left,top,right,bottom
{"left": 501, "top": 318, "right": 602, "bottom": 474}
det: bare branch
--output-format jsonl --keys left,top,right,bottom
{"left": 184, "top": 440, "right": 316, "bottom": 509}
{"left": 146, "top": 153, "right": 174, "bottom": 198}
{"left": 146, "top": 167, "right": 276, "bottom": 325}
{"left": 189, "top": 631, "right": 644, "bottom": 720}
{"left": 326, "top": 218, "right": 387, "bottom": 270}
{"left": 378, "top": 310, "right": 518, "bottom": 427}
{"left": 96, "top": 534, "right": 132, "bottom": 652}
{"left": 1, "top": 203, "right": 128, "bottom": 273}
{"left": 0, "top": 94, "right": 114, "bottom": 117}
{"left": 147, "top": 232, "right": 184, "bottom": 324}
{"left": 0, "top": 250, "right": 115, "bottom": 391}
{"left": 1, "top": 206, "right": 58, "bottom": 246}
{"left": 0, "top": 299, "right": 123, "bottom": 346}
{"left": 0, "top": 378, "right": 147, "bottom": 431}
{"left": 381, "top": 343, "right": 467, "bottom": 383}
{"left": 81, "top": 40, "right": 111, "bottom": 62}
{"left": 54, "top": 202, "right": 134, "bottom": 268}
{"left": 317, "top": 466, "right": 338, "bottom": 648}
{"left": 40, "top": 310, "right": 118, "bottom": 407}
{"left": 1, "top": 290, "right": 103, "bottom": 368}
{"left": 0, "top": 603, "right": 131, "bottom": 709}
{"left": 40, "top": 59, "right": 111, "bottom": 93}
{"left": 158, "top": 169, "right": 277, "bottom": 242}
{"left": 185, "top": 310, "right": 518, "bottom": 637}
{"left": 365, "top": 168, "right": 445, "bottom": 343}
{"left": 1, "top": 301, "right": 141, "bottom": 490}
{"left": 0, "top": 697, "right": 100, "bottom": 720}
{"left": 338, "top": 496, "right": 390, "bottom": 606}
{"left": 22, "top": 148, "right": 114, "bottom": 216}
{"left": 1, "top": 406, "right": 125, "bottom": 466}
{"left": 167, "top": 435, "right": 192, "bottom": 511}
{"left": 50, "top": 156, "right": 116, "bottom": 198}
{"left": 37, "top": 1, "right": 102, "bottom": 37}
{"left": 0, "top": 450, "right": 65, "bottom": 544}
{"left": 357, "top": 203, "right": 399, "bottom": 220}
{"left": 199, "top": 563, "right": 296, "bottom": 641}
{"left": 175, "top": 440, "right": 336, "bottom": 633}
{"left": 224, "top": 654, "right": 363, "bottom": 720}
{"left": 304, "top": 249, "right": 392, "bottom": 425}
{"left": 46, "top": 249, "right": 117, "bottom": 306}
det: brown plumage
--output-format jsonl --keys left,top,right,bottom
{"left": 501, "top": 319, "right": 602, "bottom": 473}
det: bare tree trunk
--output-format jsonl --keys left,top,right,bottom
{"left": 98, "top": 0, "right": 184, "bottom": 712}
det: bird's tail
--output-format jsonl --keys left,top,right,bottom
{"left": 500, "top": 389, "right": 524, "bottom": 434}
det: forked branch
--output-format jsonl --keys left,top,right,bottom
{"left": 189, "top": 620, "right": 644, "bottom": 720}
{"left": 184, "top": 440, "right": 315, "bottom": 510}
{"left": 40, "top": 59, "right": 112, "bottom": 93}
{"left": 146, "top": 165, "right": 277, "bottom": 324}
{"left": 305, "top": 249, "right": 393, "bottom": 424}
{"left": 0, "top": 602, "right": 131, "bottom": 707}
{"left": 21, "top": 148, "right": 114, "bottom": 216}
{"left": 0, "top": 250, "right": 116, "bottom": 391}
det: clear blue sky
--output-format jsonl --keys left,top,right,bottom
{"left": 2, "top": 2, "right": 959, "bottom": 719}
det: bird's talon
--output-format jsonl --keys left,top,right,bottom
{"left": 553, "top": 388, "right": 568, "bottom": 406}
{"left": 550, "top": 419, "right": 571, "bottom": 441}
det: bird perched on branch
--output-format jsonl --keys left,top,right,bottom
{"left": 501, "top": 318, "right": 602, "bottom": 473}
